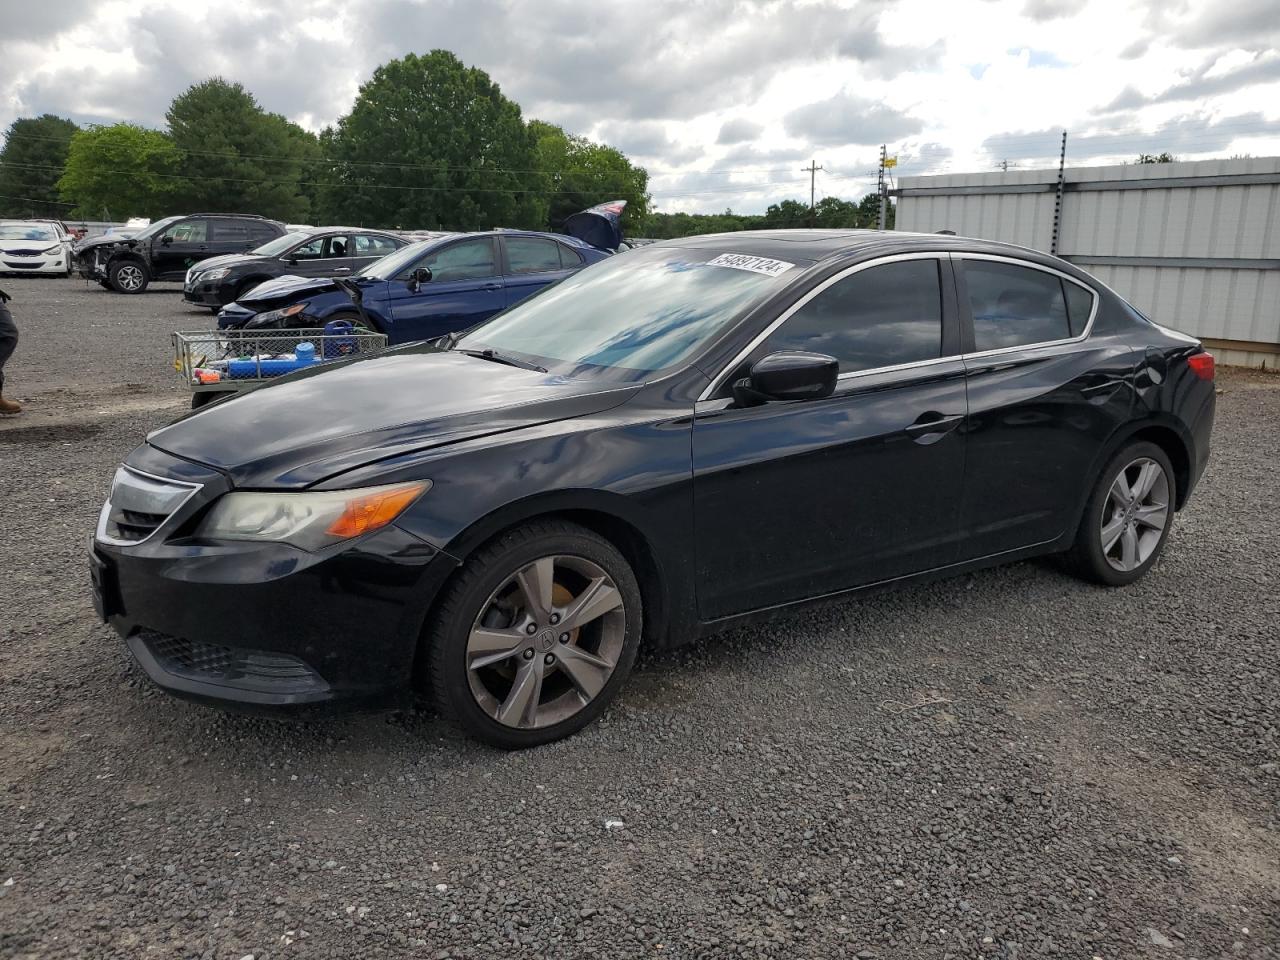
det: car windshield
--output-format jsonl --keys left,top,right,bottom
{"left": 457, "top": 245, "right": 799, "bottom": 381}
{"left": 128, "top": 216, "right": 181, "bottom": 241}
{"left": 0, "top": 224, "right": 56, "bottom": 241}
{"left": 358, "top": 238, "right": 435, "bottom": 279}
{"left": 253, "top": 231, "right": 310, "bottom": 257}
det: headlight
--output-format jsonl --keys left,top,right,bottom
{"left": 202, "top": 267, "right": 231, "bottom": 281}
{"left": 245, "top": 302, "right": 308, "bottom": 328}
{"left": 198, "top": 481, "right": 430, "bottom": 551}
{"left": 41, "top": 244, "right": 61, "bottom": 254}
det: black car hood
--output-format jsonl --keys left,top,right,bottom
{"left": 196, "top": 252, "right": 266, "bottom": 272}
{"left": 144, "top": 347, "right": 638, "bottom": 489}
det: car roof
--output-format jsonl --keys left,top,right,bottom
{"left": 656, "top": 228, "right": 1079, "bottom": 272}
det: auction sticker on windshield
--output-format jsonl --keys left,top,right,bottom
{"left": 705, "top": 253, "right": 795, "bottom": 277}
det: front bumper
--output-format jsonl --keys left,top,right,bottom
{"left": 91, "top": 449, "right": 458, "bottom": 712}
{"left": 184, "top": 278, "right": 234, "bottom": 306}
{"left": 1, "top": 254, "right": 66, "bottom": 274}
{"left": 74, "top": 255, "right": 106, "bottom": 281}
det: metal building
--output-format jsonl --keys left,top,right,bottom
{"left": 893, "top": 156, "right": 1280, "bottom": 368}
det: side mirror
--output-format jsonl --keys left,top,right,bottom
{"left": 732, "top": 351, "right": 839, "bottom": 407}
{"left": 287, "top": 257, "right": 297, "bottom": 265}
{"left": 408, "top": 266, "right": 432, "bottom": 292}
{"left": 160, "top": 235, "right": 173, "bottom": 244}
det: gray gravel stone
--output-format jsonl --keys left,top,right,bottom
{"left": 0, "top": 278, "right": 1278, "bottom": 959}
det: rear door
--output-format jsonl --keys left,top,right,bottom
{"left": 384, "top": 237, "right": 504, "bottom": 343}
{"left": 500, "top": 235, "right": 577, "bottom": 307}
{"left": 210, "top": 218, "right": 258, "bottom": 257}
{"left": 692, "top": 255, "right": 969, "bottom": 619}
{"left": 954, "top": 254, "right": 1133, "bottom": 559}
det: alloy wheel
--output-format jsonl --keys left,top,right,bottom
{"left": 465, "top": 554, "right": 625, "bottom": 729}
{"left": 116, "top": 264, "right": 144, "bottom": 291}
{"left": 1100, "top": 456, "right": 1170, "bottom": 572}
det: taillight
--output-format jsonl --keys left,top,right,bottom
{"left": 1188, "top": 351, "right": 1215, "bottom": 381}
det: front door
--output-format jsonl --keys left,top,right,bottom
{"left": 692, "top": 256, "right": 968, "bottom": 620}
{"left": 287, "top": 234, "right": 355, "bottom": 278}
{"left": 384, "top": 237, "right": 505, "bottom": 343}
{"left": 152, "top": 218, "right": 208, "bottom": 279}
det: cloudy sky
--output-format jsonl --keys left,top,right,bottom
{"left": 2, "top": 0, "right": 1279, "bottom": 214}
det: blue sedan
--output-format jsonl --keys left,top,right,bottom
{"left": 217, "top": 230, "right": 612, "bottom": 343}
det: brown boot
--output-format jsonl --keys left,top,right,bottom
{"left": 0, "top": 395, "right": 21, "bottom": 417}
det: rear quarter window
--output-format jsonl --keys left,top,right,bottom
{"left": 964, "top": 260, "right": 1072, "bottom": 351}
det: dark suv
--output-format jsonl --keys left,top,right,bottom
{"left": 182, "top": 227, "right": 409, "bottom": 308}
{"left": 74, "top": 214, "right": 286, "bottom": 294}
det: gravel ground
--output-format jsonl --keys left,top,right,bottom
{"left": 1, "top": 276, "right": 1277, "bottom": 959}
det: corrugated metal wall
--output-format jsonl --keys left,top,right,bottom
{"left": 895, "top": 157, "right": 1280, "bottom": 367}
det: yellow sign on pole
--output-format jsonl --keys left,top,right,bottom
{"left": 883, "top": 156, "right": 898, "bottom": 169}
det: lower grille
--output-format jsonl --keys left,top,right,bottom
{"left": 3, "top": 261, "right": 42, "bottom": 269}
{"left": 138, "top": 630, "right": 327, "bottom": 694}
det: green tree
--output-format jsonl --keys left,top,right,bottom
{"left": 167, "top": 77, "right": 318, "bottom": 222}
{"left": 1136, "top": 152, "right": 1176, "bottom": 164}
{"left": 57, "top": 124, "right": 181, "bottom": 219}
{"left": 530, "top": 121, "right": 649, "bottom": 229}
{"left": 0, "top": 114, "right": 80, "bottom": 217}
{"left": 855, "top": 192, "right": 894, "bottom": 228}
{"left": 322, "top": 50, "right": 544, "bottom": 230}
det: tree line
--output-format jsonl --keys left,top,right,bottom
{"left": 0, "top": 49, "right": 887, "bottom": 239}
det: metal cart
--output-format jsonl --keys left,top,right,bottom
{"left": 172, "top": 327, "right": 389, "bottom": 408}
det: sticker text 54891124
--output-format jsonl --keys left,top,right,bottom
{"left": 705, "top": 253, "right": 795, "bottom": 277}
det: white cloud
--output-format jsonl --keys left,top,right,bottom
{"left": 1, "top": 0, "right": 1278, "bottom": 215}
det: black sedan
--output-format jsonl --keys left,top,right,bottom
{"left": 182, "top": 227, "right": 408, "bottom": 307}
{"left": 92, "top": 230, "right": 1215, "bottom": 748}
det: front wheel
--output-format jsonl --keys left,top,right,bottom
{"left": 108, "top": 260, "right": 148, "bottom": 294}
{"left": 426, "top": 521, "right": 642, "bottom": 749}
{"left": 1068, "top": 441, "right": 1176, "bottom": 586}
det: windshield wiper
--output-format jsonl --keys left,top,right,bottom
{"left": 455, "top": 347, "right": 547, "bottom": 373}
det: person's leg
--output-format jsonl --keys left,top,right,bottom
{"left": 0, "top": 298, "right": 21, "bottom": 415}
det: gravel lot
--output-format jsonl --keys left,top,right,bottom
{"left": 1, "top": 276, "right": 1277, "bottom": 959}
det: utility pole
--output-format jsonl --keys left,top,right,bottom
{"left": 876, "top": 144, "right": 887, "bottom": 230}
{"left": 801, "top": 160, "right": 823, "bottom": 227}
{"left": 1050, "top": 129, "right": 1068, "bottom": 255}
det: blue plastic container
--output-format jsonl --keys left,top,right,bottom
{"left": 323, "top": 320, "right": 359, "bottom": 359}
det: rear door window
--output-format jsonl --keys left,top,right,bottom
{"left": 506, "top": 237, "right": 564, "bottom": 275}
{"left": 762, "top": 258, "right": 944, "bottom": 374}
{"left": 964, "top": 260, "right": 1072, "bottom": 351}
{"left": 354, "top": 234, "right": 400, "bottom": 257}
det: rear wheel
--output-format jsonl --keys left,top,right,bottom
{"left": 426, "top": 521, "right": 641, "bottom": 749}
{"left": 1068, "top": 441, "right": 1175, "bottom": 586}
{"left": 108, "top": 260, "right": 148, "bottom": 294}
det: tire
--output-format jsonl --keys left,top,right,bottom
{"left": 426, "top": 520, "right": 642, "bottom": 749}
{"left": 1067, "top": 441, "right": 1176, "bottom": 586}
{"left": 108, "top": 259, "right": 148, "bottom": 294}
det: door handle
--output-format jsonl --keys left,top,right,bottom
{"left": 904, "top": 413, "right": 964, "bottom": 443}
{"left": 482, "top": 282, "right": 501, "bottom": 290}
{"left": 334, "top": 266, "right": 352, "bottom": 273}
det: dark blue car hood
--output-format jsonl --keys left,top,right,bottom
{"left": 237, "top": 273, "right": 361, "bottom": 305}
{"left": 144, "top": 347, "right": 637, "bottom": 489}
{"left": 563, "top": 200, "right": 626, "bottom": 251}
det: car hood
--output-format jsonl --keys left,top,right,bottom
{"left": 0, "top": 239, "right": 59, "bottom": 253}
{"left": 564, "top": 200, "right": 627, "bottom": 251}
{"left": 237, "top": 273, "right": 349, "bottom": 304}
{"left": 75, "top": 234, "right": 134, "bottom": 253}
{"left": 195, "top": 253, "right": 263, "bottom": 273}
{"left": 144, "top": 347, "right": 638, "bottom": 489}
